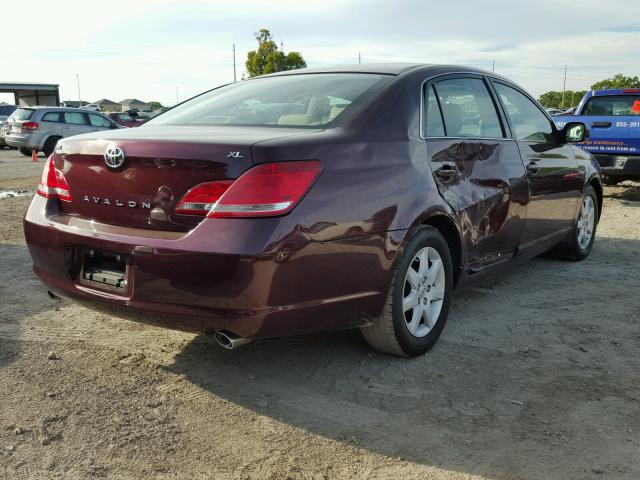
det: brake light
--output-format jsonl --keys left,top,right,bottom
{"left": 36, "top": 156, "right": 72, "bottom": 202}
{"left": 211, "top": 161, "right": 321, "bottom": 217}
{"left": 623, "top": 89, "right": 640, "bottom": 93}
{"left": 22, "top": 121, "right": 39, "bottom": 130}
{"left": 174, "top": 161, "right": 322, "bottom": 218}
{"left": 174, "top": 180, "right": 234, "bottom": 215}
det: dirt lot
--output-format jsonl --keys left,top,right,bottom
{"left": 0, "top": 147, "right": 638, "bottom": 480}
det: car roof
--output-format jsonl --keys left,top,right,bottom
{"left": 17, "top": 106, "right": 104, "bottom": 113}
{"left": 590, "top": 88, "right": 640, "bottom": 96}
{"left": 256, "top": 63, "right": 429, "bottom": 78}
{"left": 254, "top": 63, "right": 505, "bottom": 82}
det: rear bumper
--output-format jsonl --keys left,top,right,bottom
{"left": 24, "top": 195, "right": 392, "bottom": 338}
{"left": 5, "top": 132, "right": 43, "bottom": 150}
{"left": 594, "top": 154, "right": 640, "bottom": 177}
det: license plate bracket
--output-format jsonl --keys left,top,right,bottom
{"left": 79, "top": 248, "right": 130, "bottom": 294}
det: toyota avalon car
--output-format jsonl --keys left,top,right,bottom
{"left": 23, "top": 64, "right": 602, "bottom": 357}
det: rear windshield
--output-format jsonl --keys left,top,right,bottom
{"left": 582, "top": 95, "right": 640, "bottom": 116}
{"left": 0, "top": 105, "right": 17, "bottom": 116}
{"left": 11, "top": 108, "right": 35, "bottom": 121}
{"left": 147, "top": 73, "right": 390, "bottom": 128}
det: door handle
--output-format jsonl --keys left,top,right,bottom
{"left": 591, "top": 122, "right": 611, "bottom": 128}
{"left": 434, "top": 165, "right": 458, "bottom": 181}
{"left": 526, "top": 162, "right": 539, "bottom": 175}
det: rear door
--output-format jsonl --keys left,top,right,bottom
{"left": 40, "top": 111, "right": 65, "bottom": 137}
{"left": 62, "top": 111, "right": 92, "bottom": 137}
{"left": 578, "top": 92, "right": 640, "bottom": 157}
{"left": 424, "top": 75, "right": 529, "bottom": 272}
{"left": 491, "top": 81, "right": 582, "bottom": 250}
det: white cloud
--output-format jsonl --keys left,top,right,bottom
{"left": 1, "top": 0, "right": 638, "bottom": 105}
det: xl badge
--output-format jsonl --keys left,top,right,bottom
{"left": 104, "top": 147, "right": 126, "bottom": 169}
{"left": 226, "top": 151, "right": 243, "bottom": 159}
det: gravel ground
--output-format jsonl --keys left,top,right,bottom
{"left": 0, "top": 147, "right": 639, "bottom": 480}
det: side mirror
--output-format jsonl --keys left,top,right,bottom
{"left": 562, "top": 122, "right": 588, "bottom": 143}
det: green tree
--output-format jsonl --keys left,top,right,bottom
{"left": 148, "top": 101, "right": 163, "bottom": 110}
{"left": 590, "top": 74, "right": 640, "bottom": 91}
{"left": 539, "top": 91, "right": 563, "bottom": 108}
{"left": 245, "top": 29, "right": 306, "bottom": 77}
{"left": 538, "top": 90, "right": 586, "bottom": 108}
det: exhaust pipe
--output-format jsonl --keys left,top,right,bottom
{"left": 213, "top": 330, "right": 252, "bottom": 350}
{"left": 47, "top": 290, "right": 61, "bottom": 300}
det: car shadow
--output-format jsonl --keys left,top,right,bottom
{"left": 0, "top": 244, "right": 56, "bottom": 368}
{"left": 604, "top": 182, "right": 640, "bottom": 207}
{"left": 166, "top": 236, "right": 640, "bottom": 479}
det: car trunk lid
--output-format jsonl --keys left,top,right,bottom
{"left": 55, "top": 125, "right": 319, "bottom": 232}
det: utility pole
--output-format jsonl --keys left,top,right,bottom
{"left": 232, "top": 43, "right": 237, "bottom": 82}
{"left": 358, "top": 52, "right": 361, "bottom": 64}
{"left": 561, "top": 64, "right": 568, "bottom": 109}
{"left": 76, "top": 74, "right": 81, "bottom": 105}
{"left": 492, "top": 60, "right": 495, "bottom": 73}
{"left": 175, "top": 86, "right": 179, "bottom": 105}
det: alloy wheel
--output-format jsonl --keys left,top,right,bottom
{"left": 402, "top": 246, "right": 446, "bottom": 337}
{"left": 576, "top": 195, "right": 595, "bottom": 250}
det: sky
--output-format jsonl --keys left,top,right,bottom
{"left": 1, "top": 0, "right": 639, "bottom": 106}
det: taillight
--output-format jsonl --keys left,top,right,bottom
{"left": 174, "top": 161, "right": 321, "bottom": 218}
{"left": 22, "top": 121, "right": 39, "bottom": 130}
{"left": 623, "top": 89, "right": 640, "bottom": 93}
{"left": 174, "top": 180, "right": 234, "bottom": 215}
{"left": 36, "top": 156, "right": 72, "bottom": 202}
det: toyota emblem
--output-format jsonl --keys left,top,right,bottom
{"left": 104, "top": 147, "right": 126, "bottom": 169}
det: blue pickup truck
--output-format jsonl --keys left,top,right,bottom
{"left": 554, "top": 88, "right": 640, "bottom": 184}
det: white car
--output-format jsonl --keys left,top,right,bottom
{"left": 82, "top": 104, "right": 101, "bottom": 112}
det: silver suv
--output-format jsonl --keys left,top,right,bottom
{"left": 0, "top": 105, "right": 18, "bottom": 148}
{"left": 4, "top": 107, "right": 121, "bottom": 157}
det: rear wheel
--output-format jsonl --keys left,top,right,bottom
{"left": 43, "top": 137, "right": 61, "bottom": 157}
{"left": 18, "top": 147, "right": 32, "bottom": 157}
{"left": 361, "top": 228, "right": 453, "bottom": 357}
{"left": 555, "top": 186, "right": 599, "bottom": 261}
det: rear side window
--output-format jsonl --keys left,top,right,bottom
{"left": 494, "top": 83, "right": 553, "bottom": 142}
{"left": 147, "top": 73, "right": 390, "bottom": 128}
{"left": 582, "top": 95, "right": 640, "bottom": 116}
{"left": 12, "top": 108, "right": 34, "bottom": 121}
{"left": 432, "top": 78, "right": 503, "bottom": 138}
{"left": 42, "top": 112, "right": 62, "bottom": 122}
{"left": 89, "top": 114, "right": 112, "bottom": 128}
{"left": 424, "top": 85, "right": 445, "bottom": 136}
{"left": 64, "top": 112, "right": 88, "bottom": 125}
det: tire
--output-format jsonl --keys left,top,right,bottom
{"left": 554, "top": 185, "right": 599, "bottom": 261}
{"left": 18, "top": 147, "right": 32, "bottom": 157}
{"left": 361, "top": 227, "right": 454, "bottom": 357}
{"left": 43, "top": 137, "right": 60, "bottom": 157}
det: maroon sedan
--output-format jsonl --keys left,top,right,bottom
{"left": 107, "top": 112, "right": 143, "bottom": 128}
{"left": 23, "top": 64, "right": 602, "bottom": 357}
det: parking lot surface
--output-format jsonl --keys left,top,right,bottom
{"left": 0, "top": 148, "right": 639, "bottom": 479}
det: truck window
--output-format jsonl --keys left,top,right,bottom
{"left": 582, "top": 95, "right": 640, "bottom": 116}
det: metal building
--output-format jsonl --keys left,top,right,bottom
{"left": 0, "top": 82, "right": 60, "bottom": 106}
